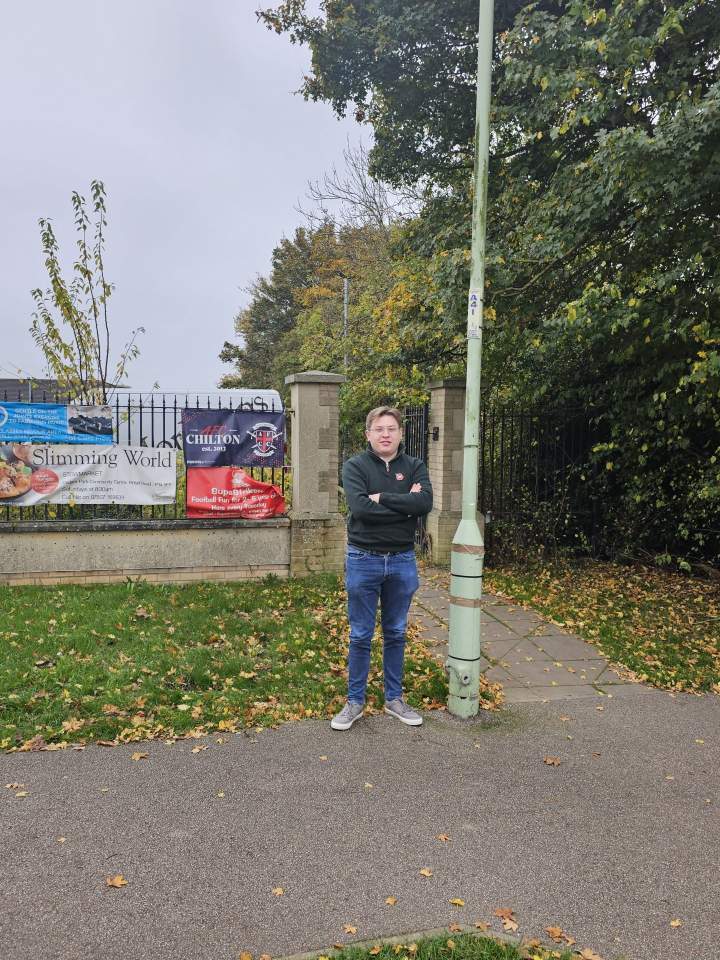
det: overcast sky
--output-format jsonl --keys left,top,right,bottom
{"left": 1, "top": 0, "right": 358, "bottom": 393}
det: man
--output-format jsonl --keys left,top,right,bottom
{"left": 331, "top": 406, "right": 433, "bottom": 730}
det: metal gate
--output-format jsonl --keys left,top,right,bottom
{"left": 402, "top": 403, "right": 430, "bottom": 552}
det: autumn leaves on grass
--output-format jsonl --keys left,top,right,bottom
{"left": 0, "top": 577, "right": 463, "bottom": 753}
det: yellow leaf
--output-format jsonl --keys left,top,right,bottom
{"left": 448, "top": 923, "right": 462, "bottom": 932}
{"left": 57, "top": 837, "right": 66, "bottom": 843}
{"left": 343, "top": 923, "right": 358, "bottom": 934}
{"left": 319, "top": 755, "right": 328, "bottom": 761}
{"left": 15, "top": 791, "right": 29, "bottom": 798}
{"left": 369, "top": 949, "right": 382, "bottom": 956}
{"left": 385, "top": 896, "right": 398, "bottom": 905}
{"left": 435, "top": 834, "right": 451, "bottom": 842}
{"left": 449, "top": 898, "right": 465, "bottom": 907}
{"left": 670, "top": 919, "right": 683, "bottom": 927}
{"left": 239, "top": 953, "right": 253, "bottom": 960}
{"left": 446, "top": 941, "right": 455, "bottom": 950}
{"left": 502, "top": 918, "right": 519, "bottom": 932}
{"left": 131, "top": 751, "right": 148, "bottom": 761}
{"left": 474, "top": 921, "right": 490, "bottom": 931}
{"left": 272, "top": 887, "right": 284, "bottom": 896}
{"left": 419, "top": 868, "right": 433, "bottom": 877}
{"left": 106, "top": 874, "right": 128, "bottom": 888}
{"left": 544, "top": 756, "right": 561, "bottom": 766}
{"left": 364, "top": 782, "right": 374, "bottom": 789}
{"left": 191, "top": 745, "right": 208, "bottom": 754}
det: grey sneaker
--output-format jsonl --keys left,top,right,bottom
{"left": 330, "top": 701, "right": 364, "bottom": 731}
{"left": 384, "top": 699, "right": 423, "bottom": 726}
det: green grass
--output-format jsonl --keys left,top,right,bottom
{"left": 0, "top": 574, "right": 478, "bottom": 752}
{"left": 483, "top": 559, "right": 720, "bottom": 694}
{"left": 310, "top": 932, "right": 578, "bottom": 960}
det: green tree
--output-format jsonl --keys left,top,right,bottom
{"left": 30, "top": 180, "right": 142, "bottom": 403}
{"left": 260, "top": 0, "right": 720, "bottom": 565}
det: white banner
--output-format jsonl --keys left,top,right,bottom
{"left": 0, "top": 444, "right": 177, "bottom": 505}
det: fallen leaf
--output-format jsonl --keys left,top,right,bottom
{"left": 217, "top": 791, "right": 225, "bottom": 798}
{"left": 446, "top": 940, "right": 455, "bottom": 950}
{"left": 15, "top": 791, "right": 29, "bottom": 798}
{"left": 502, "top": 918, "right": 519, "bottom": 932}
{"left": 449, "top": 898, "right": 465, "bottom": 907}
{"left": 239, "top": 953, "right": 253, "bottom": 960}
{"left": 272, "top": 887, "right": 284, "bottom": 896}
{"left": 494, "top": 908, "right": 515, "bottom": 920}
{"left": 57, "top": 837, "right": 66, "bottom": 843}
{"left": 448, "top": 923, "right": 462, "bottom": 932}
{"left": 134, "top": 606, "right": 151, "bottom": 619}
{"left": 408, "top": 945, "right": 418, "bottom": 955}
{"left": 436, "top": 833, "right": 452, "bottom": 842}
{"left": 695, "top": 739, "right": 704, "bottom": 744}
{"left": 578, "top": 950, "right": 604, "bottom": 960}
{"left": 131, "top": 752, "right": 148, "bottom": 761}
{"left": 319, "top": 755, "right": 328, "bottom": 761}
{"left": 191, "top": 745, "right": 208, "bottom": 753}
{"left": 343, "top": 923, "right": 357, "bottom": 934}
{"left": 106, "top": 874, "right": 128, "bottom": 888}
{"left": 559, "top": 715, "right": 572, "bottom": 722}
{"left": 596, "top": 705, "right": 604, "bottom": 711}
{"left": 258, "top": 955, "right": 271, "bottom": 960}
{"left": 61, "top": 718, "right": 85, "bottom": 732}
{"left": 543, "top": 756, "right": 561, "bottom": 766}
{"left": 419, "top": 868, "right": 433, "bottom": 877}
{"left": 474, "top": 921, "right": 490, "bottom": 931}
{"left": 5, "top": 783, "right": 24, "bottom": 789}
{"left": 385, "top": 896, "right": 398, "bottom": 905}
{"left": 670, "top": 919, "right": 683, "bottom": 928}
{"left": 364, "top": 782, "right": 374, "bottom": 789}
{"left": 369, "top": 949, "right": 382, "bottom": 957}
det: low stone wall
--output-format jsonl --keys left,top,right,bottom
{"left": 0, "top": 519, "right": 291, "bottom": 586}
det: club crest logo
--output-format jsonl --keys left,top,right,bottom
{"left": 247, "top": 421, "right": 283, "bottom": 458}
{"left": 0, "top": 406, "right": 7, "bottom": 429}
{"left": 395, "top": 472, "right": 404, "bottom": 481}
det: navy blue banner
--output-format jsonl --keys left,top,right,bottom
{"left": 0, "top": 403, "right": 113, "bottom": 444}
{"left": 180, "top": 409, "right": 285, "bottom": 468}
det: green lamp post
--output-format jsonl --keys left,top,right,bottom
{"left": 446, "top": 0, "right": 494, "bottom": 718}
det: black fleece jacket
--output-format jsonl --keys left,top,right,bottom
{"left": 341, "top": 444, "right": 433, "bottom": 553}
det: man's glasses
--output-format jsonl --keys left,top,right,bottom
{"left": 369, "top": 426, "right": 400, "bottom": 434}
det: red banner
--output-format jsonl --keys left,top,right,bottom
{"left": 186, "top": 466, "right": 286, "bottom": 519}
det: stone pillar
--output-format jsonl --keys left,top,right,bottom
{"left": 426, "top": 379, "right": 471, "bottom": 565}
{"left": 285, "top": 371, "right": 347, "bottom": 577}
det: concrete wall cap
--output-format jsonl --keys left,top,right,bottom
{"left": 427, "top": 378, "right": 466, "bottom": 390}
{"left": 285, "top": 370, "right": 346, "bottom": 385}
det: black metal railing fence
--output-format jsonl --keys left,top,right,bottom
{"left": 0, "top": 391, "right": 290, "bottom": 523}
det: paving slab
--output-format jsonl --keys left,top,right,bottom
{"left": 531, "top": 635, "right": 606, "bottom": 660}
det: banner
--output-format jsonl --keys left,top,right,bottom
{"left": 0, "top": 403, "right": 113, "bottom": 444}
{"left": 186, "top": 467, "right": 286, "bottom": 518}
{"left": 181, "top": 409, "right": 285, "bottom": 468}
{"left": 0, "top": 444, "right": 176, "bottom": 506}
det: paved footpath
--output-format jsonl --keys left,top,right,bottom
{"left": 1, "top": 574, "right": 718, "bottom": 960}
{"left": 411, "top": 567, "right": 631, "bottom": 703}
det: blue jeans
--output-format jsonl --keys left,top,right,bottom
{"left": 345, "top": 546, "right": 420, "bottom": 704}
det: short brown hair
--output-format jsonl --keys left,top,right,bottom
{"left": 365, "top": 406, "right": 403, "bottom": 431}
